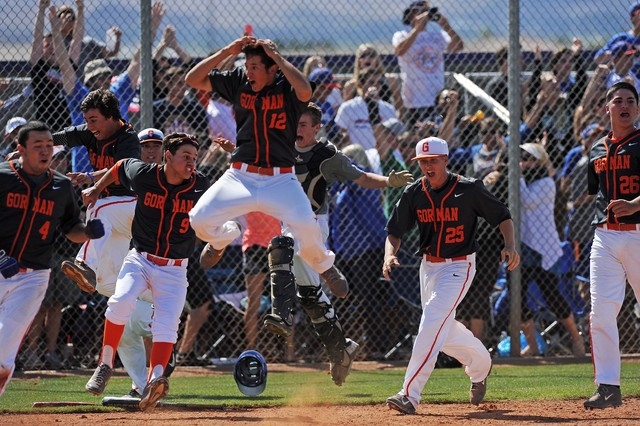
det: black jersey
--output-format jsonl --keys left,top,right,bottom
{"left": 52, "top": 122, "right": 140, "bottom": 197}
{"left": 209, "top": 67, "right": 307, "bottom": 168}
{"left": 115, "top": 159, "right": 210, "bottom": 259}
{"left": 588, "top": 129, "right": 640, "bottom": 225}
{"left": 386, "top": 173, "right": 512, "bottom": 258}
{"left": 294, "top": 139, "right": 364, "bottom": 214}
{"left": 0, "top": 161, "right": 82, "bottom": 269}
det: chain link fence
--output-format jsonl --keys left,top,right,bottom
{"left": 3, "top": 0, "right": 640, "bottom": 370}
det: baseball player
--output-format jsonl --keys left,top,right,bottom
{"left": 54, "top": 89, "right": 140, "bottom": 297}
{"left": 263, "top": 103, "right": 414, "bottom": 385}
{"left": 584, "top": 81, "right": 640, "bottom": 409}
{"left": 383, "top": 136, "right": 519, "bottom": 415}
{"left": 184, "top": 36, "right": 348, "bottom": 298}
{"left": 0, "top": 121, "right": 104, "bottom": 396}
{"left": 82, "top": 133, "right": 209, "bottom": 411}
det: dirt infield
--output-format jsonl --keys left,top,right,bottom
{"left": 5, "top": 398, "right": 640, "bottom": 425}
{"left": 6, "top": 360, "right": 640, "bottom": 425}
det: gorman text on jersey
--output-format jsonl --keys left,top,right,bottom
{"left": 239, "top": 93, "right": 284, "bottom": 110}
{"left": 143, "top": 193, "right": 194, "bottom": 213}
{"left": 593, "top": 154, "right": 631, "bottom": 173}
{"left": 6, "top": 193, "right": 54, "bottom": 215}
{"left": 417, "top": 207, "right": 459, "bottom": 223}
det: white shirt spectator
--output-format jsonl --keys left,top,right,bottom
{"left": 520, "top": 176, "right": 563, "bottom": 270}
{"left": 207, "top": 98, "right": 237, "bottom": 143}
{"left": 392, "top": 27, "right": 450, "bottom": 109}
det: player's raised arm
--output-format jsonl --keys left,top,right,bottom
{"left": 185, "top": 36, "right": 254, "bottom": 92}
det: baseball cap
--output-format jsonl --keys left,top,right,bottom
{"left": 234, "top": 350, "right": 267, "bottom": 396}
{"left": 520, "top": 143, "right": 549, "bottom": 163}
{"left": 84, "top": 59, "right": 113, "bottom": 85}
{"left": 403, "top": 1, "right": 429, "bottom": 25}
{"left": 610, "top": 40, "right": 637, "bottom": 57}
{"left": 5, "top": 117, "right": 27, "bottom": 134}
{"left": 138, "top": 128, "right": 165, "bottom": 144}
{"left": 381, "top": 117, "right": 406, "bottom": 136}
{"left": 631, "top": 1, "right": 640, "bottom": 16}
{"left": 309, "top": 67, "right": 342, "bottom": 89}
{"left": 53, "top": 145, "right": 66, "bottom": 157}
{"left": 411, "top": 136, "right": 448, "bottom": 160}
{"left": 581, "top": 123, "right": 604, "bottom": 140}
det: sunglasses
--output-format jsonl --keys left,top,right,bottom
{"left": 520, "top": 153, "right": 536, "bottom": 162}
{"left": 360, "top": 51, "right": 377, "bottom": 59}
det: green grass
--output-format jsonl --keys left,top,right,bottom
{"left": 2, "top": 362, "right": 640, "bottom": 413}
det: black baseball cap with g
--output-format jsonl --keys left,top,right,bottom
{"left": 403, "top": 1, "right": 429, "bottom": 25}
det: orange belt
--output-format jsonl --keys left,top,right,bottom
{"left": 144, "top": 252, "right": 186, "bottom": 267}
{"left": 231, "top": 162, "right": 294, "bottom": 176}
{"left": 423, "top": 254, "right": 470, "bottom": 263}
{"left": 597, "top": 223, "right": 640, "bottom": 231}
{"left": 19, "top": 267, "right": 35, "bottom": 273}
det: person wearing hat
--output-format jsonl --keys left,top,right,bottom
{"left": 594, "top": 2, "right": 640, "bottom": 66}
{"left": 604, "top": 40, "right": 640, "bottom": 91}
{"left": 1, "top": 117, "right": 27, "bottom": 160}
{"left": 383, "top": 136, "right": 519, "bottom": 415}
{"left": 392, "top": 1, "right": 463, "bottom": 128}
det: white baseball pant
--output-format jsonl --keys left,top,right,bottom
{"left": 0, "top": 269, "right": 51, "bottom": 396}
{"left": 399, "top": 254, "right": 491, "bottom": 407}
{"left": 189, "top": 167, "right": 335, "bottom": 274}
{"left": 589, "top": 228, "right": 640, "bottom": 386}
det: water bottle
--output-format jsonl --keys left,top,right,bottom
{"left": 62, "top": 336, "right": 74, "bottom": 367}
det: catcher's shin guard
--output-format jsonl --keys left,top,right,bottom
{"left": 298, "top": 285, "right": 346, "bottom": 363}
{"left": 264, "top": 236, "right": 296, "bottom": 337}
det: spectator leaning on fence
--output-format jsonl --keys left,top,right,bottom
{"left": 392, "top": 1, "right": 463, "bottom": 128}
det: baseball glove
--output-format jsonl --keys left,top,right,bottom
{"left": 0, "top": 249, "right": 19, "bottom": 279}
{"left": 388, "top": 170, "right": 414, "bottom": 187}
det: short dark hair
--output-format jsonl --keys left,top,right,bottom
{"left": 242, "top": 44, "right": 276, "bottom": 69}
{"left": 17, "top": 121, "right": 50, "bottom": 147}
{"left": 303, "top": 103, "right": 323, "bottom": 126}
{"left": 163, "top": 132, "right": 200, "bottom": 156}
{"left": 550, "top": 48, "right": 571, "bottom": 70}
{"left": 80, "top": 89, "right": 121, "bottom": 121}
{"left": 495, "top": 46, "right": 508, "bottom": 65}
{"left": 606, "top": 81, "right": 639, "bottom": 103}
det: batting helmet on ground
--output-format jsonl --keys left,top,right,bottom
{"left": 234, "top": 350, "right": 267, "bottom": 396}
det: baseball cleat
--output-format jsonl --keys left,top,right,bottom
{"left": 330, "top": 338, "right": 360, "bottom": 386}
{"left": 319, "top": 265, "right": 349, "bottom": 298}
{"left": 584, "top": 384, "right": 622, "bottom": 409}
{"left": 199, "top": 243, "right": 225, "bottom": 269}
{"left": 139, "top": 376, "right": 169, "bottom": 412}
{"left": 61, "top": 259, "right": 96, "bottom": 293}
{"left": 263, "top": 314, "right": 293, "bottom": 338}
{"left": 386, "top": 394, "right": 416, "bottom": 415}
{"left": 85, "top": 363, "right": 113, "bottom": 395}
{"left": 470, "top": 377, "right": 487, "bottom": 405}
